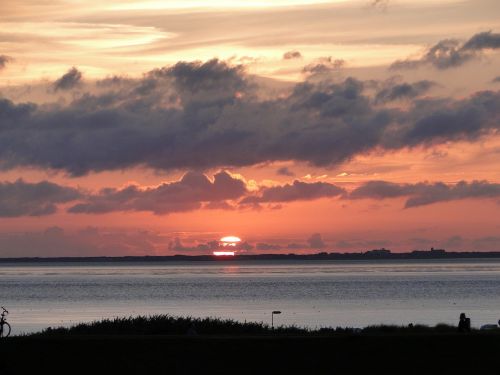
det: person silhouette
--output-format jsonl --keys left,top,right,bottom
{"left": 458, "top": 313, "right": 471, "bottom": 332}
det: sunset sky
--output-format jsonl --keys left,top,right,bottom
{"left": 0, "top": 0, "right": 499, "bottom": 256}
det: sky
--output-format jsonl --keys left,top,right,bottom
{"left": 0, "top": 0, "right": 499, "bottom": 256}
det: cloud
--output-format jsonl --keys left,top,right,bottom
{"left": 350, "top": 180, "right": 500, "bottom": 208}
{"left": 391, "top": 31, "right": 500, "bottom": 70}
{"left": 369, "top": 0, "right": 389, "bottom": 9}
{"left": 370, "top": 0, "right": 387, "bottom": 5}
{"left": 443, "top": 235, "right": 464, "bottom": 248}
{"left": 150, "top": 58, "right": 247, "bottom": 103}
{"left": 168, "top": 237, "right": 253, "bottom": 252}
{"left": 0, "top": 226, "right": 171, "bottom": 257}
{"left": 374, "top": 80, "right": 436, "bottom": 103}
{"left": 68, "top": 170, "right": 247, "bottom": 215}
{"left": 287, "top": 243, "right": 307, "bottom": 249}
{"left": 0, "top": 59, "right": 499, "bottom": 176}
{"left": 303, "top": 57, "right": 345, "bottom": 75}
{"left": 492, "top": 76, "right": 500, "bottom": 83}
{"left": 283, "top": 50, "right": 302, "bottom": 60}
{"left": 471, "top": 236, "right": 500, "bottom": 250}
{"left": 256, "top": 242, "right": 282, "bottom": 251}
{"left": 462, "top": 31, "right": 500, "bottom": 50}
{"left": 240, "top": 180, "right": 345, "bottom": 205}
{"left": 276, "top": 166, "right": 295, "bottom": 177}
{"left": 307, "top": 233, "right": 326, "bottom": 248}
{"left": 53, "top": 67, "right": 83, "bottom": 91}
{"left": 0, "top": 179, "right": 81, "bottom": 217}
{"left": 2, "top": 177, "right": 498, "bottom": 218}
{"left": 0, "top": 55, "right": 12, "bottom": 70}
{"left": 204, "top": 200, "right": 235, "bottom": 210}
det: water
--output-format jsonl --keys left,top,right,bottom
{"left": 1, "top": 259, "right": 500, "bottom": 335}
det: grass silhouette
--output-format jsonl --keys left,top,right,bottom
{"left": 4, "top": 315, "right": 499, "bottom": 374}
{"left": 31, "top": 314, "right": 466, "bottom": 337}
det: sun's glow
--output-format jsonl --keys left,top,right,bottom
{"left": 213, "top": 251, "right": 235, "bottom": 256}
{"left": 213, "top": 236, "right": 241, "bottom": 255}
{"left": 220, "top": 236, "right": 242, "bottom": 244}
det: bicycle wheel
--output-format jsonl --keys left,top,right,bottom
{"left": 0, "top": 322, "right": 11, "bottom": 338}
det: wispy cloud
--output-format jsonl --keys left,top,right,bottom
{"left": 391, "top": 30, "right": 500, "bottom": 70}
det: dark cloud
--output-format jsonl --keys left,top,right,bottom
{"left": 375, "top": 80, "right": 436, "bottom": 103}
{"left": 462, "top": 31, "right": 500, "bottom": 50}
{"left": 350, "top": 180, "right": 500, "bottom": 208}
{"left": 0, "top": 55, "right": 12, "bottom": 70}
{"left": 0, "top": 59, "right": 499, "bottom": 176}
{"left": 393, "top": 91, "right": 500, "bottom": 147}
{"left": 53, "top": 67, "right": 83, "bottom": 91}
{"left": 0, "top": 179, "right": 81, "bottom": 217}
{"left": 391, "top": 31, "right": 500, "bottom": 70}
{"left": 2, "top": 177, "right": 498, "bottom": 219}
{"left": 68, "top": 171, "right": 247, "bottom": 215}
{"left": 276, "top": 166, "right": 295, "bottom": 177}
{"left": 150, "top": 58, "right": 247, "bottom": 103}
{"left": 96, "top": 75, "right": 134, "bottom": 87}
{"left": 240, "top": 180, "right": 345, "bottom": 205}
{"left": 287, "top": 243, "right": 307, "bottom": 249}
{"left": 303, "top": 57, "right": 345, "bottom": 75}
{"left": 307, "top": 233, "right": 326, "bottom": 248}
{"left": 493, "top": 76, "right": 500, "bottom": 83}
{"left": 283, "top": 50, "right": 302, "bottom": 60}
{"left": 256, "top": 242, "right": 282, "bottom": 251}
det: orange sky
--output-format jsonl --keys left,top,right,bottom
{"left": 0, "top": 0, "right": 499, "bottom": 256}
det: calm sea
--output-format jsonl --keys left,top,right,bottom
{"left": 1, "top": 259, "right": 500, "bottom": 335}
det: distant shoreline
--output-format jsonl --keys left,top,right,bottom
{"left": 2, "top": 250, "right": 500, "bottom": 263}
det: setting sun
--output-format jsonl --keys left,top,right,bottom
{"left": 212, "top": 236, "right": 242, "bottom": 256}
{"left": 220, "top": 236, "right": 242, "bottom": 246}
{"left": 213, "top": 251, "right": 235, "bottom": 256}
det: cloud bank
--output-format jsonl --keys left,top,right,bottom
{"left": 2, "top": 174, "right": 499, "bottom": 218}
{"left": 240, "top": 180, "right": 345, "bottom": 205}
{"left": 1, "top": 59, "right": 498, "bottom": 176}
{"left": 350, "top": 180, "right": 500, "bottom": 208}
{"left": 0, "top": 179, "right": 81, "bottom": 217}
{"left": 69, "top": 170, "right": 246, "bottom": 215}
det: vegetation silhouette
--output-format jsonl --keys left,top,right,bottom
{"left": 36, "top": 315, "right": 307, "bottom": 336}
{"left": 31, "top": 314, "right": 471, "bottom": 337}
{"left": 2, "top": 315, "right": 500, "bottom": 374}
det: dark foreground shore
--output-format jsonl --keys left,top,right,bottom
{"left": 3, "top": 316, "right": 500, "bottom": 374}
{"left": 3, "top": 332, "right": 500, "bottom": 374}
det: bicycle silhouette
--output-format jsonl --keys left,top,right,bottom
{"left": 0, "top": 307, "right": 11, "bottom": 338}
